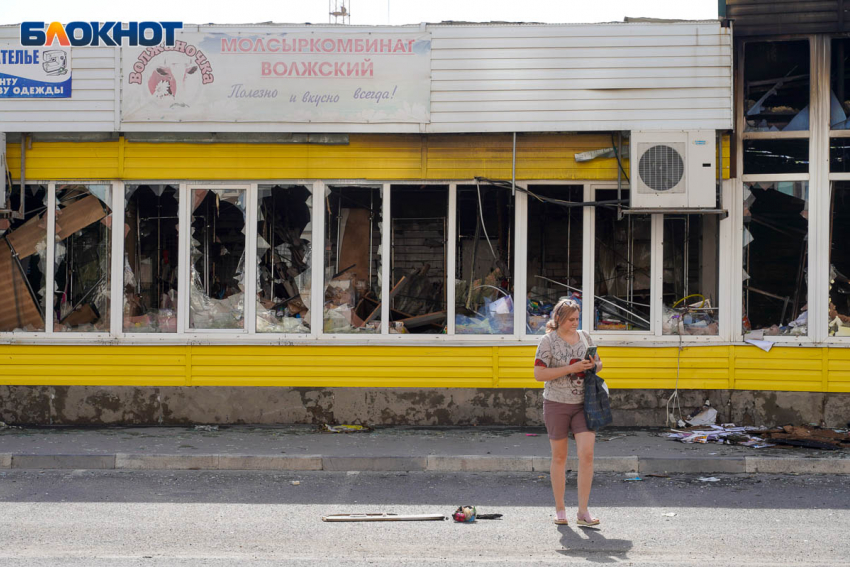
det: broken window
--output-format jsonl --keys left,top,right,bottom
{"left": 454, "top": 184, "right": 514, "bottom": 335}
{"left": 54, "top": 184, "right": 113, "bottom": 332}
{"left": 830, "top": 38, "right": 850, "bottom": 130}
{"left": 744, "top": 40, "right": 810, "bottom": 132}
{"left": 257, "top": 185, "right": 313, "bottom": 334}
{"left": 189, "top": 188, "right": 246, "bottom": 330}
{"left": 323, "top": 186, "right": 382, "bottom": 334}
{"left": 123, "top": 185, "right": 179, "bottom": 333}
{"left": 742, "top": 181, "right": 808, "bottom": 335}
{"left": 525, "top": 185, "right": 583, "bottom": 335}
{"left": 662, "top": 214, "right": 720, "bottom": 335}
{"left": 831, "top": 138, "right": 850, "bottom": 173}
{"left": 389, "top": 185, "right": 448, "bottom": 334}
{"left": 828, "top": 182, "right": 850, "bottom": 336}
{"left": 744, "top": 139, "right": 809, "bottom": 175}
{"left": 594, "top": 189, "right": 651, "bottom": 331}
{"left": 0, "top": 184, "right": 48, "bottom": 332}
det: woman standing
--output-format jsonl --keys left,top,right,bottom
{"left": 534, "top": 298, "right": 602, "bottom": 527}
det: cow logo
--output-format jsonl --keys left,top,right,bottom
{"left": 128, "top": 41, "right": 214, "bottom": 110}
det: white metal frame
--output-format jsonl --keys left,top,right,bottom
{"left": 1, "top": 176, "right": 739, "bottom": 346}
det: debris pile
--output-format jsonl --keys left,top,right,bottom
{"left": 667, "top": 423, "right": 850, "bottom": 450}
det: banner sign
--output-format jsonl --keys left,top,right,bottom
{"left": 122, "top": 31, "right": 431, "bottom": 123}
{"left": 0, "top": 45, "right": 71, "bottom": 98}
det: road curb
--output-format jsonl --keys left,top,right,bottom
{"left": 0, "top": 453, "right": 847, "bottom": 474}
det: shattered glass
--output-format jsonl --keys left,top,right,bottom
{"left": 828, "top": 182, "right": 850, "bottom": 337}
{"left": 389, "top": 185, "right": 448, "bottom": 334}
{"left": 744, "top": 40, "right": 810, "bottom": 132}
{"left": 742, "top": 182, "right": 808, "bottom": 335}
{"left": 525, "top": 185, "right": 584, "bottom": 335}
{"left": 662, "top": 214, "right": 720, "bottom": 335}
{"left": 455, "top": 184, "right": 514, "bottom": 335}
{"left": 323, "top": 186, "right": 383, "bottom": 334}
{"left": 256, "top": 185, "right": 312, "bottom": 334}
{"left": 594, "top": 189, "right": 651, "bottom": 332}
{"left": 189, "top": 188, "right": 246, "bottom": 330}
{"left": 54, "top": 184, "right": 112, "bottom": 332}
{"left": 830, "top": 38, "right": 850, "bottom": 130}
{"left": 0, "top": 185, "right": 48, "bottom": 332}
{"left": 744, "top": 139, "right": 809, "bottom": 175}
{"left": 123, "top": 185, "right": 179, "bottom": 333}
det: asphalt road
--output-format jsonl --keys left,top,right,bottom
{"left": 1, "top": 470, "right": 848, "bottom": 566}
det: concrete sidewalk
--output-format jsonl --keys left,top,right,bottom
{"left": 1, "top": 425, "right": 848, "bottom": 474}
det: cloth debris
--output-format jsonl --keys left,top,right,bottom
{"left": 321, "top": 424, "right": 371, "bottom": 433}
{"left": 666, "top": 424, "right": 774, "bottom": 448}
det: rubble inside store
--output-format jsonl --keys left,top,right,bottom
{"left": 123, "top": 185, "right": 178, "bottom": 333}
{"left": 323, "top": 186, "right": 384, "bottom": 333}
{"left": 256, "top": 185, "right": 312, "bottom": 333}
{"left": 189, "top": 188, "right": 246, "bottom": 330}
{"left": 455, "top": 184, "right": 513, "bottom": 335}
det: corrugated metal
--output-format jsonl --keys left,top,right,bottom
{"left": 727, "top": 0, "right": 849, "bottom": 36}
{"left": 0, "top": 344, "right": 845, "bottom": 393}
{"left": 5, "top": 133, "right": 730, "bottom": 181}
{"left": 0, "top": 22, "right": 732, "bottom": 134}
{"left": 428, "top": 23, "right": 733, "bottom": 133}
{"left": 0, "top": 27, "right": 116, "bottom": 131}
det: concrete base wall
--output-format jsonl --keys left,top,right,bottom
{"left": 2, "top": 386, "right": 849, "bottom": 428}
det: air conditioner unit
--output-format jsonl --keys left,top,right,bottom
{"left": 629, "top": 130, "right": 716, "bottom": 209}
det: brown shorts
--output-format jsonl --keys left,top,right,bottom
{"left": 543, "top": 399, "right": 591, "bottom": 440}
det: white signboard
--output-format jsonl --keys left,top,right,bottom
{"left": 122, "top": 31, "right": 431, "bottom": 123}
{"left": 0, "top": 44, "right": 71, "bottom": 98}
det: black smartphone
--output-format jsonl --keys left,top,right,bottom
{"left": 584, "top": 346, "right": 597, "bottom": 360}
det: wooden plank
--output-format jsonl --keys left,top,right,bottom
{"left": 338, "top": 208, "right": 372, "bottom": 285}
{"left": 396, "top": 310, "right": 447, "bottom": 329}
{"left": 360, "top": 276, "right": 406, "bottom": 327}
{"left": 55, "top": 195, "right": 109, "bottom": 240}
{"left": 6, "top": 214, "right": 46, "bottom": 260}
{"left": 0, "top": 239, "right": 43, "bottom": 332}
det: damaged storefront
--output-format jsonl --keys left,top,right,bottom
{"left": 0, "top": 19, "right": 846, "bottom": 427}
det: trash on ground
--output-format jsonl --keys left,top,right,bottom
{"left": 322, "top": 513, "right": 446, "bottom": 522}
{"left": 291, "top": 481, "right": 301, "bottom": 486}
{"left": 684, "top": 402, "right": 718, "bottom": 426}
{"left": 669, "top": 422, "right": 850, "bottom": 451}
{"left": 624, "top": 476, "right": 643, "bottom": 482}
{"left": 525, "top": 433, "right": 539, "bottom": 437}
{"left": 452, "top": 506, "right": 477, "bottom": 523}
{"left": 193, "top": 425, "right": 219, "bottom": 432}
{"left": 321, "top": 424, "right": 372, "bottom": 433}
{"left": 698, "top": 477, "right": 720, "bottom": 482}
{"left": 750, "top": 424, "right": 850, "bottom": 450}
{"left": 662, "top": 512, "right": 677, "bottom": 517}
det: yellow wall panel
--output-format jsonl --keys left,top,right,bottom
{"left": 7, "top": 133, "right": 639, "bottom": 182}
{"left": 0, "top": 343, "right": 847, "bottom": 392}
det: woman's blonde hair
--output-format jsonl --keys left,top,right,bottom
{"left": 545, "top": 298, "right": 580, "bottom": 333}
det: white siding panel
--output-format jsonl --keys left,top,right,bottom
{"left": 432, "top": 56, "right": 729, "bottom": 70}
{"left": 432, "top": 97, "right": 730, "bottom": 112}
{"left": 428, "top": 22, "right": 732, "bottom": 132}
{"left": 433, "top": 45, "right": 732, "bottom": 60}
{"left": 0, "top": 42, "right": 117, "bottom": 132}
{"left": 431, "top": 87, "right": 733, "bottom": 102}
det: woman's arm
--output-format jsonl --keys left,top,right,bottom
{"left": 534, "top": 359, "right": 594, "bottom": 382}
{"left": 593, "top": 355, "right": 603, "bottom": 373}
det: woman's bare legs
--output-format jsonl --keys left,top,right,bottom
{"left": 574, "top": 431, "right": 596, "bottom": 520}
{"left": 549, "top": 437, "right": 569, "bottom": 512}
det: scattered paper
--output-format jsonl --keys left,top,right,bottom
{"left": 745, "top": 338, "right": 775, "bottom": 352}
{"left": 291, "top": 481, "right": 301, "bottom": 486}
{"left": 698, "top": 477, "right": 720, "bottom": 482}
{"left": 662, "top": 513, "right": 677, "bottom": 517}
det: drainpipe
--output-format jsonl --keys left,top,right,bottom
{"left": 511, "top": 132, "right": 516, "bottom": 196}
{"left": 14, "top": 134, "right": 26, "bottom": 219}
